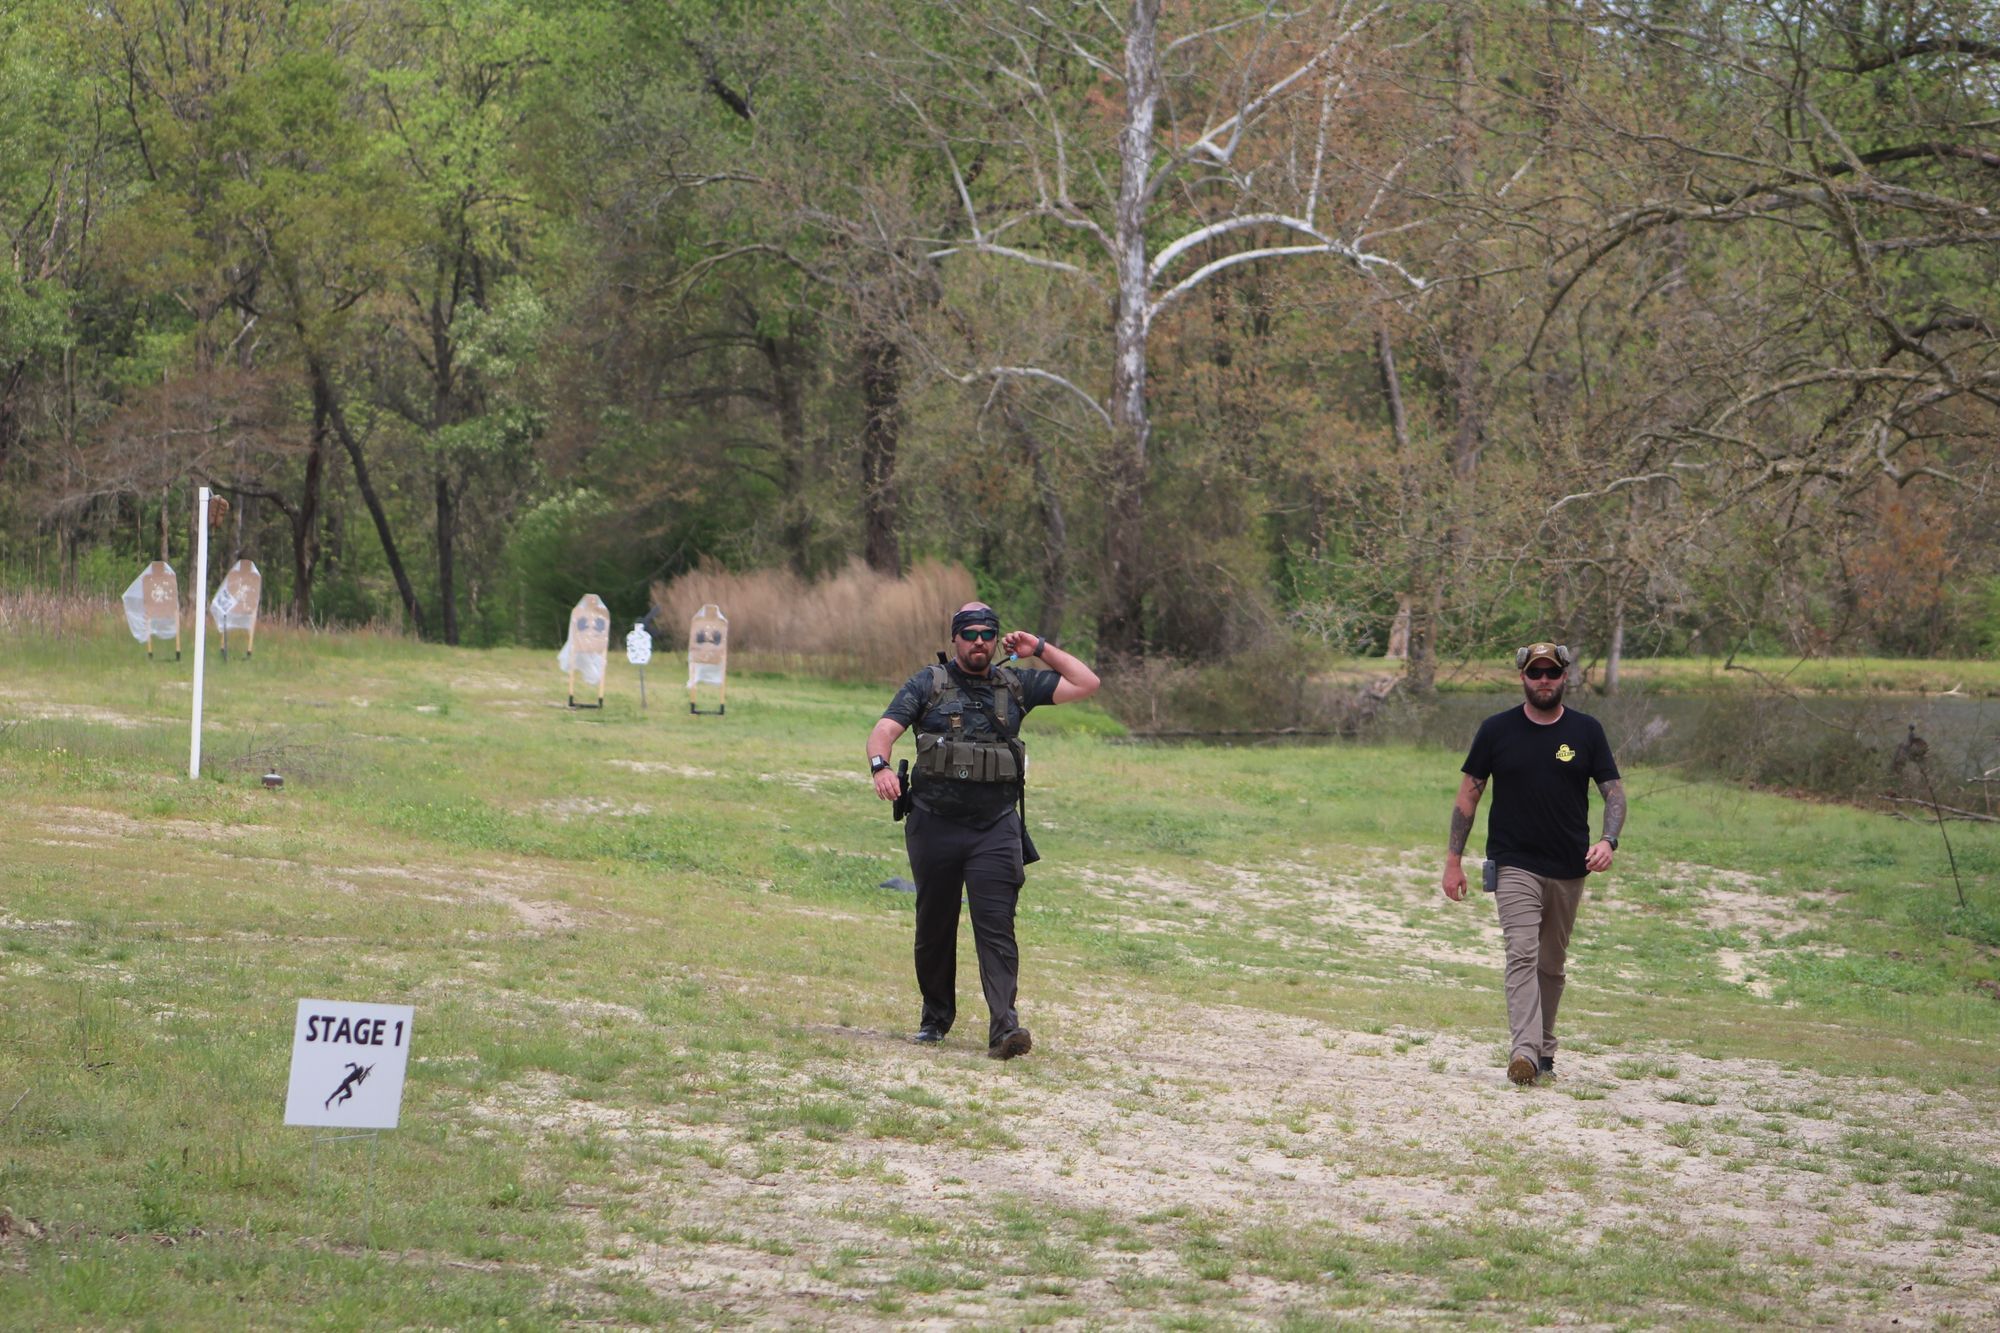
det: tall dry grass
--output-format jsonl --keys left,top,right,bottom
{"left": 653, "top": 560, "right": 977, "bottom": 682}
{"left": 0, "top": 588, "right": 114, "bottom": 641}
{"left": 0, "top": 585, "right": 415, "bottom": 647}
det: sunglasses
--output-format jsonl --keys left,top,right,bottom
{"left": 958, "top": 628, "right": 998, "bottom": 642}
{"left": 1522, "top": 666, "right": 1564, "bottom": 681}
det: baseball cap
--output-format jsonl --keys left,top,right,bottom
{"left": 1515, "top": 641, "right": 1572, "bottom": 670}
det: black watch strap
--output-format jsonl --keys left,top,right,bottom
{"left": 1603, "top": 836, "right": 1619, "bottom": 850}
{"left": 870, "top": 756, "right": 889, "bottom": 773}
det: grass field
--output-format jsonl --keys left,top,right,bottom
{"left": 2, "top": 619, "right": 1998, "bottom": 1328}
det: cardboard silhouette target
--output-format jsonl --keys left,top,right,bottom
{"left": 558, "top": 594, "right": 611, "bottom": 709}
{"left": 122, "top": 561, "right": 181, "bottom": 660}
{"left": 209, "top": 560, "right": 263, "bottom": 660}
{"left": 687, "top": 604, "right": 727, "bottom": 715}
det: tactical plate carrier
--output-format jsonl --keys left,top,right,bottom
{"left": 910, "top": 663, "right": 1028, "bottom": 786}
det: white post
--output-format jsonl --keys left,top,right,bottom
{"left": 190, "top": 486, "right": 210, "bottom": 779}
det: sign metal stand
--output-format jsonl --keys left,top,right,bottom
{"left": 307, "top": 1128, "right": 383, "bottom": 1242}
{"left": 286, "top": 999, "right": 414, "bottom": 1248}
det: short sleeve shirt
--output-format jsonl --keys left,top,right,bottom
{"left": 883, "top": 662, "right": 1061, "bottom": 826}
{"left": 1462, "top": 705, "right": 1619, "bottom": 880}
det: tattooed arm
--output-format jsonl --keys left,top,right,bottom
{"left": 1585, "top": 778, "right": 1625, "bottom": 872}
{"left": 1441, "top": 773, "right": 1487, "bottom": 901}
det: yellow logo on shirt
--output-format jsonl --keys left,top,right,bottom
{"left": 1555, "top": 744, "right": 1576, "bottom": 762}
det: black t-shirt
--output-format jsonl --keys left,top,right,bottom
{"left": 883, "top": 662, "right": 1061, "bottom": 827}
{"left": 1461, "top": 705, "right": 1620, "bottom": 880}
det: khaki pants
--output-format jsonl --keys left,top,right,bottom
{"left": 1493, "top": 866, "right": 1586, "bottom": 1063}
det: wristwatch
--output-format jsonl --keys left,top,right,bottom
{"left": 869, "top": 756, "right": 889, "bottom": 774}
{"left": 1602, "top": 836, "right": 1619, "bottom": 850}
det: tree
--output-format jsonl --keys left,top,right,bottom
{"left": 857, "top": 0, "right": 1431, "bottom": 660}
{"left": 1528, "top": 1, "right": 2000, "bottom": 661}
{"left": 363, "top": 0, "right": 560, "bottom": 642}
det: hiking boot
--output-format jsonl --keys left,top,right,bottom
{"left": 1538, "top": 1055, "right": 1555, "bottom": 1079}
{"left": 911, "top": 1026, "right": 945, "bottom": 1045}
{"left": 988, "top": 1028, "right": 1033, "bottom": 1061}
{"left": 1507, "top": 1054, "right": 1539, "bottom": 1086}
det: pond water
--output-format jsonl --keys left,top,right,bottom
{"left": 1377, "top": 691, "right": 2000, "bottom": 773}
{"left": 1151, "top": 688, "right": 2000, "bottom": 805}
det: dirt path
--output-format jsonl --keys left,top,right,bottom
{"left": 492, "top": 988, "right": 1997, "bottom": 1328}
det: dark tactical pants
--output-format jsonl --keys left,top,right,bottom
{"left": 905, "top": 807, "right": 1026, "bottom": 1048}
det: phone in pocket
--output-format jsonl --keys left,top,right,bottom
{"left": 1481, "top": 859, "right": 1499, "bottom": 893}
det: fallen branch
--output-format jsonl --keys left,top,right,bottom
{"left": 1125, "top": 727, "right": 1347, "bottom": 739}
{"left": 1882, "top": 794, "right": 2000, "bottom": 824}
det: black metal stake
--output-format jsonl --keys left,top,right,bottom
{"left": 1916, "top": 759, "right": 1968, "bottom": 909}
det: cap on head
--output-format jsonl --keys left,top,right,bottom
{"left": 951, "top": 603, "right": 999, "bottom": 638}
{"left": 1515, "top": 641, "right": 1572, "bottom": 671}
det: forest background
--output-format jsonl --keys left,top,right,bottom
{"left": 3, "top": 0, "right": 1998, "bottom": 695}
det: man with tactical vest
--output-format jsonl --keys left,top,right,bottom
{"left": 868, "top": 603, "right": 1100, "bottom": 1059}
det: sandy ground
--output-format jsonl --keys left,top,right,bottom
{"left": 480, "top": 990, "right": 1998, "bottom": 1328}
{"left": 457, "top": 837, "right": 2000, "bottom": 1328}
{"left": 12, "top": 799, "right": 1995, "bottom": 1325}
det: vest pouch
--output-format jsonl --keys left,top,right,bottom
{"left": 913, "top": 730, "right": 948, "bottom": 778}
{"left": 913, "top": 731, "right": 1016, "bottom": 783}
{"left": 988, "top": 744, "right": 1019, "bottom": 783}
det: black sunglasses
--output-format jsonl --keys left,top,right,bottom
{"left": 1522, "top": 666, "right": 1564, "bottom": 681}
{"left": 959, "top": 627, "right": 998, "bottom": 642}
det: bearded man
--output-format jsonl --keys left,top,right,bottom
{"left": 1441, "top": 643, "right": 1626, "bottom": 1085}
{"left": 866, "top": 604, "right": 1099, "bottom": 1059}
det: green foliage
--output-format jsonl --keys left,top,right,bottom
{"left": 501, "top": 487, "right": 625, "bottom": 643}
{"left": 5, "top": 0, "right": 2000, "bottom": 664}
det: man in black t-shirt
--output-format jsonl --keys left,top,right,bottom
{"left": 867, "top": 603, "right": 1100, "bottom": 1059}
{"left": 1442, "top": 642, "right": 1627, "bottom": 1086}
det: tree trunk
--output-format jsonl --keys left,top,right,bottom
{"left": 313, "top": 354, "right": 427, "bottom": 635}
{"left": 1377, "top": 320, "right": 1436, "bottom": 693}
{"left": 1003, "top": 402, "right": 1070, "bottom": 642}
{"left": 0, "top": 361, "right": 24, "bottom": 470}
{"left": 291, "top": 397, "right": 326, "bottom": 619}
{"left": 858, "top": 334, "right": 902, "bottom": 576}
{"left": 1099, "top": 0, "right": 1162, "bottom": 663}
{"left": 436, "top": 472, "right": 459, "bottom": 645}
{"left": 229, "top": 487, "right": 248, "bottom": 566}
{"left": 1414, "top": 1, "right": 1483, "bottom": 696}
{"left": 1447, "top": 3, "right": 1483, "bottom": 486}
{"left": 760, "top": 330, "right": 813, "bottom": 576}
{"left": 1605, "top": 599, "right": 1625, "bottom": 695}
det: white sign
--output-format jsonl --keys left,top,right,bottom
{"left": 284, "top": 999, "right": 415, "bottom": 1129}
{"left": 625, "top": 626, "right": 653, "bottom": 666}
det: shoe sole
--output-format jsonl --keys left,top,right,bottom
{"left": 1507, "top": 1055, "right": 1539, "bottom": 1086}
{"left": 988, "top": 1029, "right": 1033, "bottom": 1061}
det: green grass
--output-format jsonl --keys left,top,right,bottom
{"left": 0, "top": 619, "right": 1997, "bottom": 1325}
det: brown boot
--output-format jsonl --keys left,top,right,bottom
{"left": 988, "top": 1028, "right": 1033, "bottom": 1061}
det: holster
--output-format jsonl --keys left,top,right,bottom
{"left": 892, "top": 760, "right": 913, "bottom": 822}
{"left": 1015, "top": 745, "right": 1039, "bottom": 865}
